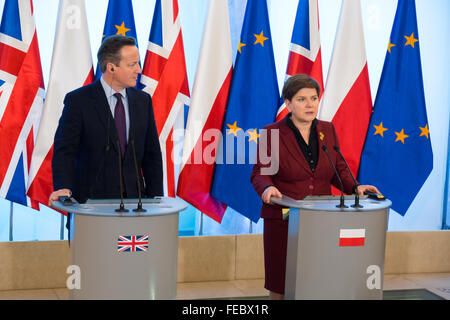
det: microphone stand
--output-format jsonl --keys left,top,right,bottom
{"left": 333, "top": 146, "right": 363, "bottom": 208}
{"left": 131, "top": 139, "right": 146, "bottom": 212}
{"left": 322, "top": 145, "right": 347, "bottom": 208}
{"left": 115, "top": 139, "right": 128, "bottom": 213}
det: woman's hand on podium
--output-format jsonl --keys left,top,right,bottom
{"left": 261, "top": 186, "right": 282, "bottom": 204}
{"left": 48, "top": 189, "right": 72, "bottom": 206}
{"left": 356, "top": 185, "right": 380, "bottom": 196}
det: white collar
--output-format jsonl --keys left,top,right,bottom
{"left": 100, "top": 76, "right": 127, "bottom": 99}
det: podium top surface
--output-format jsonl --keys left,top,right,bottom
{"left": 51, "top": 196, "right": 187, "bottom": 217}
{"left": 271, "top": 195, "right": 391, "bottom": 212}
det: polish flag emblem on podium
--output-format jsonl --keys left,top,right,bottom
{"left": 339, "top": 229, "right": 366, "bottom": 247}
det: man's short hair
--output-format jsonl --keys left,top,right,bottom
{"left": 97, "top": 35, "right": 136, "bottom": 73}
{"left": 282, "top": 74, "right": 321, "bottom": 101}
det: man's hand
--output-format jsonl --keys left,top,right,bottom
{"left": 261, "top": 186, "right": 282, "bottom": 204}
{"left": 48, "top": 189, "right": 72, "bottom": 206}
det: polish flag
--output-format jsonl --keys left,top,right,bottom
{"left": 318, "top": 0, "right": 372, "bottom": 177}
{"left": 27, "top": 0, "right": 94, "bottom": 208}
{"left": 339, "top": 228, "right": 366, "bottom": 247}
{"left": 176, "top": 0, "right": 232, "bottom": 222}
{"left": 277, "top": 0, "right": 323, "bottom": 121}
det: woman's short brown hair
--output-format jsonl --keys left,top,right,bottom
{"left": 282, "top": 74, "right": 321, "bottom": 101}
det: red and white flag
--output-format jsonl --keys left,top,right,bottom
{"left": 0, "top": 0, "right": 44, "bottom": 208}
{"left": 176, "top": 0, "right": 232, "bottom": 222}
{"left": 277, "top": 0, "right": 324, "bottom": 121}
{"left": 140, "top": 0, "right": 190, "bottom": 197}
{"left": 27, "top": 0, "right": 94, "bottom": 207}
{"left": 339, "top": 228, "right": 366, "bottom": 247}
{"left": 318, "top": 0, "right": 372, "bottom": 176}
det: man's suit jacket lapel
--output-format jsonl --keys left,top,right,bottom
{"left": 90, "top": 80, "right": 120, "bottom": 155}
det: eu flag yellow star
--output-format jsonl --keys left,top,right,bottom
{"left": 254, "top": 31, "right": 268, "bottom": 47}
{"left": 238, "top": 41, "right": 246, "bottom": 54}
{"left": 227, "top": 121, "right": 242, "bottom": 137}
{"left": 373, "top": 122, "right": 388, "bottom": 137}
{"left": 115, "top": 21, "right": 131, "bottom": 36}
{"left": 247, "top": 128, "right": 260, "bottom": 143}
{"left": 419, "top": 124, "right": 430, "bottom": 139}
{"left": 395, "top": 129, "right": 409, "bottom": 144}
{"left": 404, "top": 32, "right": 419, "bottom": 48}
{"left": 387, "top": 40, "right": 396, "bottom": 53}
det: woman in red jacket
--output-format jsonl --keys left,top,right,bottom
{"left": 251, "top": 74, "right": 379, "bottom": 300}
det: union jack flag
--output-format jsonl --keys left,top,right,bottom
{"left": 276, "top": 0, "right": 323, "bottom": 121}
{"left": 140, "top": 0, "right": 190, "bottom": 197}
{"left": 0, "top": 0, "right": 44, "bottom": 208}
{"left": 117, "top": 234, "right": 149, "bottom": 253}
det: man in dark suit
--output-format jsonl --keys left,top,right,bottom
{"left": 49, "top": 35, "right": 163, "bottom": 205}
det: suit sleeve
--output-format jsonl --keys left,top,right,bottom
{"left": 52, "top": 93, "right": 82, "bottom": 191}
{"left": 330, "top": 123, "right": 358, "bottom": 194}
{"left": 251, "top": 126, "right": 277, "bottom": 196}
{"left": 142, "top": 94, "right": 164, "bottom": 197}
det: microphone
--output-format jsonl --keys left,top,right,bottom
{"left": 115, "top": 139, "right": 128, "bottom": 212}
{"left": 130, "top": 138, "right": 146, "bottom": 212}
{"left": 333, "top": 146, "right": 362, "bottom": 208}
{"left": 322, "top": 145, "right": 347, "bottom": 208}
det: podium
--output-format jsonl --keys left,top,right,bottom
{"left": 272, "top": 195, "right": 391, "bottom": 300}
{"left": 52, "top": 197, "right": 187, "bottom": 300}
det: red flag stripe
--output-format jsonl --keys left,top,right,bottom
{"left": 331, "top": 64, "right": 372, "bottom": 175}
{"left": 142, "top": 50, "right": 168, "bottom": 86}
{"left": 339, "top": 237, "right": 365, "bottom": 247}
{"left": 0, "top": 42, "right": 26, "bottom": 77}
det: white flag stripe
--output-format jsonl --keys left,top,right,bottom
{"left": 180, "top": 0, "right": 232, "bottom": 170}
{"left": 28, "top": 0, "right": 93, "bottom": 189}
{"left": 0, "top": 32, "right": 29, "bottom": 52}
{"left": 340, "top": 228, "right": 366, "bottom": 238}
{"left": 318, "top": 0, "right": 367, "bottom": 121}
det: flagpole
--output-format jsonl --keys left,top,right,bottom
{"left": 199, "top": 212, "right": 203, "bottom": 236}
{"left": 60, "top": 214, "right": 65, "bottom": 240}
{"left": 9, "top": 202, "right": 13, "bottom": 241}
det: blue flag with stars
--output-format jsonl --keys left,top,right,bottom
{"left": 95, "top": 0, "right": 138, "bottom": 80}
{"left": 358, "top": 0, "right": 433, "bottom": 216}
{"left": 210, "top": 0, "right": 279, "bottom": 223}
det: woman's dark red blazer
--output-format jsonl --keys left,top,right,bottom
{"left": 251, "top": 116, "right": 357, "bottom": 219}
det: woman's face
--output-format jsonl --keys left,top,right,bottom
{"left": 285, "top": 87, "right": 319, "bottom": 125}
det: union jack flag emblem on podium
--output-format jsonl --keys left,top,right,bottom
{"left": 117, "top": 235, "right": 149, "bottom": 253}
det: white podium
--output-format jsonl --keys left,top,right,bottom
{"left": 53, "top": 197, "right": 187, "bottom": 300}
{"left": 272, "top": 195, "right": 391, "bottom": 300}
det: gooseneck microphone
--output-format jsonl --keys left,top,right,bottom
{"left": 322, "top": 145, "right": 347, "bottom": 208}
{"left": 333, "top": 146, "right": 362, "bottom": 208}
{"left": 130, "top": 138, "right": 146, "bottom": 212}
{"left": 115, "top": 139, "right": 129, "bottom": 213}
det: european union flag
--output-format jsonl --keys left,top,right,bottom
{"left": 95, "top": 0, "right": 138, "bottom": 80}
{"left": 358, "top": 0, "right": 433, "bottom": 216}
{"left": 210, "top": 0, "right": 279, "bottom": 223}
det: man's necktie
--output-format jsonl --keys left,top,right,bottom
{"left": 114, "top": 93, "right": 126, "bottom": 157}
